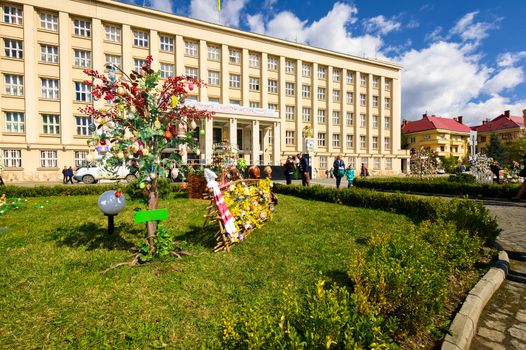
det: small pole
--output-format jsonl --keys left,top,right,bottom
{"left": 106, "top": 214, "right": 115, "bottom": 234}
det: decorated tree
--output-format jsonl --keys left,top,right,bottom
{"left": 81, "top": 56, "right": 212, "bottom": 256}
{"left": 408, "top": 147, "right": 439, "bottom": 177}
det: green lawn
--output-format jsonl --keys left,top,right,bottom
{"left": 0, "top": 194, "right": 412, "bottom": 349}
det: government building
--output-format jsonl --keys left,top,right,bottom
{"left": 0, "top": 0, "right": 408, "bottom": 182}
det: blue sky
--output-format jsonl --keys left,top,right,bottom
{"left": 120, "top": 0, "right": 526, "bottom": 125}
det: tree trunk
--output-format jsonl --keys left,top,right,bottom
{"left": 146, "top": 178, "right": 158, "bottom": 254}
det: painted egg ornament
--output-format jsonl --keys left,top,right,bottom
{"left": 118, "top": 104, "right": 125, "bottom": 111}
{"left": 190, "top": 120, "right": 197, "bottom": 130}
{"left": 237, "top": 196, "right": 243, "bottom": 201}
{"left": 171, "top": 95, "right": 179, "bottom": 107}
{"left": 142, "top": 148, "right": 149, "bottom": 156}
{"left": 260, "top": 212, "right": 266, "bottom": 220}
{"left": 196, "top": 149, "right": 201, "bottom": 156}
{"left": 117, "top": 151, "right": 125, "bottom": 159}
{"left": 150, "top": 173, "right": 157, "bottom": 179}
{"left": 117, "top": 87, "right": 126, "bottom": 96}
{"left": 188, "top": 82, "right": 194, "bottom": 91}
{"left": 164, "top": 130, "right": 173, "bottom": 140}
{"left": 139, "top": 182, "right": 145, "bottom": 189}
{"left": 181, "top": 182, "right": 187, "bottom": 190}
{"left": 199, "top": 129, "right": 205, "bottom": 135}
{"left": 130, "top": 105, "right": 137, "bottom": 114}
{"left": 154, "top": 118, "right": 161, "bottom": 129}
{"left": 229, "top": 185, "right": 235, "bottom": 191}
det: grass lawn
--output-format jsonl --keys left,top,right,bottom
{"left": 0, "top": 193, "right": 413, "bottom": 349}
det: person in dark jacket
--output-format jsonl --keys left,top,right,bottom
{"left": 66, "top": 166, "right": 74, "bottom": 184}
{"left": 62, "top": 166, "right": 68, "bottom": 184}
{"left": 297, "top": 153, "right": 310, "bottom": 186}
{"left": 332, "top": 155, "right": 345, "bottom": 189}
{"left": 283, "top": 156, "right": 295, "bottom": 185}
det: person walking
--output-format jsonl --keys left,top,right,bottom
{"left": 345, "top": 165, "right": 355, "bottom": 188}
{"left": 360, "top": 163, "right": 369, "bottom": 177}
{"left": 66, "top": 166, "right": 74, "bottom": 184}
{"left": 332, "top": 155, "right": 345, "bottom": 189}
{"left": 297, "top": 153, "right": 310, "bottom": 186}
{"left": 62, "top": 166, "right": 68, "bottom": 184}
{"left": 283, "top": 156, "right": 295, "bottom": 185}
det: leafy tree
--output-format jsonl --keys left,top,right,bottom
{"left": 505, "top": 135, "right": 526, "bottom": 162}
{"left": 401, "top": 131, "right": 410, "bottom": 149}
{"left": 439, "top": 155, "right": 460, "bottom": 173}
{"left": 486, "top": 133, "right": 508, "bottom": 165}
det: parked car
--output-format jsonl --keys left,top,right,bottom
{"left": 74, "top": 163, "right": 138, "bottom": 184}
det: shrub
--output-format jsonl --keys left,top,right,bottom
{"left": 447, "top": 173, "right": 476, "bottom": 183}
{"left": 126, "top": 177, "right": 174, "bottom": 200}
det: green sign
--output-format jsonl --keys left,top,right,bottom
{"left": 134, "top": 208, "right": 168, "bottom": 223}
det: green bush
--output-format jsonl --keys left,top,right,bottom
{"left": 447, "top": 173, "right": 476, "bottom": 183}
{"left": 126, "top": 177, "right": 174, "bottom": 200}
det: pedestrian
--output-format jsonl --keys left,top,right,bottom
{"left": 325, "top": 169, "right": 329, "bottom": 178}
{"left": 297, "top": 152, "right": 310, "bottom": 186}
{"left": 62, "top": 166, "right": 68, "bottom": 184}
{"left": 512, "top": 154, "right": 526, "bottom": 201}
{"left": 329, "top": 167, "right": 334, "bottom": 178}
{"left": 360, "top": 163, "right": 369, "bottom": 177}
{"left": 345, "top": 165, "right": 355, "bottom": 188}
{"left": 332, "top": 155, "right": 345, "bottom": 189}
{"left": 0, "top": 174, "right": 4, "bottom": 186}
{"left": 66, "top": 166, "right": 74, "bottom": 184}
{"left": 283, "top": 156, "right": 295, "bottom": 185}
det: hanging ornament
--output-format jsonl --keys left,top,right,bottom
{"left": 171, "top": 95, "right": 179, "bottom": 107}
{"left": 190, "top": 120, "right": 197, "bottom": 130}
{"left": 118, "top": 104, "right": 125, "bottom": 111}
{"left": 139, "top": 182, "right": 145, "bottom": 189}
{"left": 142, "top": 148, "right": 150, "bottom": 156}
{"left": 106, "top": 121, "right": 115, "bottom": 129}
{"left": 199, "top": 129, "right": 205, "bottom": 135}
{"left": 154, "top": 118, "right": 161, "bottom": 129}
{"left": 188, "top": 82, "right": 194, "bottom": 91}
{"left": 164, "top": 129, "right": 173, "bottom": 140}
{"left": 117, "top": 87, "right": 125, "bottom": 96}
{"left": 130, "top": 105, "right": 137, "bottom": 114}
{"left": 196, "top": 149, "right": 201, "bottom": 156}
{"left": 177, "top": 123, "right": 186, "bottom": 139}
{"left": 117, "top": 151, "right": 124, "bottom": 159}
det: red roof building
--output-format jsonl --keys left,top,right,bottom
{"left": 471, "top": 110, "right": 526, "bottom": 152}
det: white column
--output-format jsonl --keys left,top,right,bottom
{"left": 251, "top": 120, "right": 260, "bottom": 165}
{"left": 392, "top": 75, "right": 401, "bottom": 156}
{"left": 263, "top": 127, "right": 270, "bottom": 164}
{"left": 175, "top": 35, "right": 185, "bottom": 76}
{"left": 353, "top": 71, "right": 360, "bottom": 154}
{"left": 241, "top": 48, "right": 249, "bottom": 106}
{"left": 221, "top": 44, "right": 229, "bottom": 104}
{"left": 149, "top": 30, "right": 160, "bottom": 71}
{"left": 59, "top": 11, "right": 73, "bottom": 146}
{"left": 24, "top": 5, "right": 37, "bottom": 145}
{"left": 205, "top": 118, "right": 213, "bottom": 164}
{"left": 199, "top": 40, "right": 208, "bottom": 102}
{"left": 379, "top": 76, "right": 385, "bottom": 155}
{"left": 295, "top": 59, "right": 303, "bottom": 152}
{"left": 229, "top": 118, "right": 237, "bottom": 148}
{"left": 122, "top": 25, "right": 133, "bottom": 74}
{"left": 327, "top": 66, "right": 333, "bottom": 154}
{"left": 312, "top": 63, "right": 319, "bottom": 155}
{"left": 261, "top": 53, "right": 268, "bottom": 107}
{"left": 273, "top": 122, "right": 281, "bottom": 165}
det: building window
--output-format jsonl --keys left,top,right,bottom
{"left": 360, "top": 135, "right": 366, "bottom": 149}
{"left": 74, "top": 49, "right": 91, "bottom": 68}
{"left": 268, "top": 79, "right": 277, "bottom": 93}
{"left": 229, "top": 49, "right": 240, "bottom": 64}
{"left": 346, "top": 112, "right": 353, "bottom": 126}
{"left": 285, "top": 82, "right": 295, "bottom": 96}
{"left": 361, "top": 158, "right": 369, "bottom": 168}
{"left": 134, "top": 58, "right": 146, "bottom": 71}
{"left": 42, "top": 114, "right": 60, "bottom": 134}
{"left": 360, "top": 73, "right": 367, "bottom": 87}
{"left": 332, "top": 89, "right": 340, "bottom": 103}
{"left": 185, "top": 67, "right": 198, "bottom": 79}
{"left": 372, "top": 76, "right": 379, "bottom": 89}
{"left": 268, "top": 56, "right": 278, "bottom": 71}
{"left": 360, "top": 114, "right": 366, "bottom": 128}
{"left": 160, "top": 63, "right": 174, "bottom": 78}
{"left": 3, "top": 74, "right": 23, "bottom": 96}
{"left": 208, "top": 70, "right": 220, "bottom": 85}
{"left": 184, "top": 41, "right": 198, "bottom": 56}
{"left": 285, "top": 60, "right": 295, "bottom": 74}
{"left": 41, "top": 78, "right": 59, "bottom": 99}
{"left": 384, "top": 116, "right": 390, "bottom": 129}
{"left": 249, "top": 77, "right": 260, "bottom": 91}
{"left": 229, "top": 74, "right": 240, "bottom": 88}
{"left": 385, "top": 79, "right": 391, "bottom": 91}
{"left": 249, "top": 53, "right": 260, "bottom": 67}
{"left": 4, "top": 112, "right": 24, "bottom": 133}
{"left": 317, "top": 109, "right": 326, "bottom": 124}
{"left": 372, "top": 115, "right": 379, "bottom": 129}
{"left": 76, "top": 116, "right": 90, "bottom": 136}
{"left": 207, "top": 45, "right": 220, "bottom": 60}
{"left": 73, "top": 19, "right": 91, "bottom": 37}
{"left": 3, "top": 149, "right": 21, "bottom": 168}
{"left": 423, "top": 134, "right": 430, "bottom": 141}
{"left": 332, "top": 111, "right": 340, "bottom": 125}
{"left": 285, "top": 131, "right": 295, "bottom": 145}
{"left": 160, "top": 35, "right": 174, "bottom": 52}
{"left": 385, "top": 158, "right": 392, "bottom": 170}
{"left": 4, "top": 39, "right": 23, "bottom": 59}
{"left": 320, "top": 156, "right": 328, "bottom": 168}
{"left": 372, "top": 136, "right": 378, "bottom": 150}
{"left": 104, "top": 24, "right": 121, "bottom": 42}
{"left": 372, "top": 95, "right": 379, "bottom": 107}
{"left": 332, "top": 69, "right": 341, "bottom": 82}
{"left": 384, "top": 97, "right": 391, "bottom": 109}
{"left": 285, "top": 105, "right": 295, "bottom": 121}
{"left": 302, "top": 63, "right": 311, "bottom": 77}
{"left": 332, "top": 133, "right": 341, "bottom": 148}
{"left": 346, "top": 135, "right": 353, "bottom": 148}
{"left": 317, "top": 132, "right": 326, "bottom": 147}
{"left": 3, "top": 5, "right": 22, "bottom": 25}
{"left": 40, "top": 44, "right": 58, "bottom": 63}
{"left": 384, "top": 137, "right": 391, "bottom": 150}
{"left": 74, "top": 82, "right": 91, "bottom": 102}
{"left": 317, "top": 87, "right": 326, "bottom": 100}
{"left": 75, "top": 151, "right": 89, "bottom": 167}
{"left": 302, "top": 84, "right": 311, "bottom": 98}
{"left": 105, "top": 54, "right": 121, "bottom": 69}
{"left": 373, "top": 157, "right": 381, "bottom": 169}
{"left": 302, "top": 107, "right": 311, "bottom": 122}
{"left": 40, "top": 150, "right": 57, "bottom": 168}
{"left": 133, "top": 30, "right": 149, "bottom": 48}
{"left": 268, "top": 103, "right": 278, "bottom": 111}
{"left": 208, "top": 97, "right": 220, "bottom": 103}
{"left": 249, "top": 101, "right": 260, "bottom": 108}
{"left": 346, "top": 71, "right": 354, "bottom": 84}
{"left": 317, "top": 66, "right": 326, "bottom": 79}
{"left": 40, "top": 12, "right": 58, "bottom": 31}
{"left": 346, "top": 92, "right": 353, "bottom": 104}
{"left": 360, "top": 94, "right": 366, "bottom": 107}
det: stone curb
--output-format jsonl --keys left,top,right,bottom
{"left": 441, "top": 250, "right": 509, "bottom": 350}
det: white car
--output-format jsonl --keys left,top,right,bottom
{"left": 74, "top": 164, "right": 138, "bottom": 184}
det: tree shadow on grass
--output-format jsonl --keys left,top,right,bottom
{"left": 48, "top": 221, "right": 140, "bottom": 251}
{"left": 177, "top": 223, "right": 218, "bottom": 250}
{"left": 325, "top": 270, "right": 354, "bottom": 289}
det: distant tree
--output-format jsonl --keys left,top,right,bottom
{"left": 505, "top": 135, "right": 526, "bottom": 162}
{"left": 439, "top": 155, "right": 460, "bottom": 173}
{"left": 401, "top": 131, "right": 410, "bottom": 149}
{"left": 486, "top": 134, "right": 508, "bottom": 165}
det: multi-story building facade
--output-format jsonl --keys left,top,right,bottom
{"left": 402, "top": 114, "right": 471, "bottom": 159}
{"left": 0, "top": 0, "right": 407, "bottom": 182}
{"left": 472, "top": 110, "right": 525, "bottom": 153}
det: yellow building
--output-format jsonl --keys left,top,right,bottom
{"left": 0, "top": 0, "right": 408, "bottom": 182}
{"left": 472, "top": 110, "right": 526, "bottom": 153}
{"left": 402, "top": 114, "right": 471, "bottom": 159}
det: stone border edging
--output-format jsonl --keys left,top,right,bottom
{"left": 441, "top": 250, "right": 509, "bottom": 350}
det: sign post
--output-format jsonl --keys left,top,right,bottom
{"left": 469, "top": 131, "right": 477, "bottom": 155}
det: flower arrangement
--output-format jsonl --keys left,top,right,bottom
{"left": 469, "top": 153, "right": 494, "bottom": 183}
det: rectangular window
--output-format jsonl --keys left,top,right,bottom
{"left": 360, "top": 73, "right": 367, "bottom": 87}
{"left": 372, "top": 115, "right": 379, "bottom": 129}
{"left": 361, "top": 158, "right": 369, "bottom": 168}
{"left": 372, "top": 96, "right": 379, "bottom": 108}
{"left": 332, "top": 69, "right": 341, "bottom": 82}
{"left": 184, "top": 41, "right": 198, "bottom": 56}
{"left": 160, "top": 63, "right": 174, "bottom": 78}
{"left": 268, "top": 79, "right": 277, "bottom": 93}
{"left": 40, "top": 44, "right": 58, "bottom": 63}
{"left": 3, "top": 74, "right": 23, "bottom": 96}
{"left": 3, "top": 6, "right": 22, "bottom": 25}
{"left": 317, "top": 109, "right": 326, "bottom": 124}
{"left": 317, "top": 66, "right": 326, "bottom": 79}
{"left": 346, "top": 135, "right": 353, "bottom": 148}
{"left": 372, "top": 76, "right": 379, "bottom": 89}
{"left": 384, "top": 137, "right": 391, "bottom": 150}
{"left": 207, "top": 45, "right": 220, "bottom": 60}
{"left": 320, "top": 156, "right": 328, "bottom": 168}
{"left": 249, "top": 101, "right": 260, "bottom": 108}
{"left": 185, "top": 67, "right": 198, "bottom": 79}
{"left": 385, "top": 158, "right": 392, "bottom": 170}
{"left": 372, "top": 136, "right": 378, "bottom": 150}
{"left": 104, "top": 24, "right": 121, "bottom": 42}
{"left": 133, "top": 30, "right": 149, "bottom": 48}
{"left": 317, "top": 132, "right": 326, "bottom": 147}
{"left": 360, "top": 114, "right": 366, "bottom": 128}
{"left": 229, "top": 49, "right": 240, "bottom": 64}
{"left": 346, "top": 71, "right": 354, "bottom": 84}
{"left": 73, "top": 19, "right": 91, "bottom": 37}
{"left": 360, "top": 135, "right": 366, "bottom": 149}
{"left": 332, "top": 89, "right": 340, "bottom": 103}
{"left": 285, "top": 105, "right": 295, "bottom": 121}
{"left": 317, "top": 87, "right": 326, "bottom": 100}
{"left": 285, "top": 60, "right": 295, "bottom": 74}
{"left": 373, "top": 157, "right": 381, "bottom": 169}
{"left": 302, "top": 63, "right": 311, "bottom": 77}
{"left": 285, "top": 131, "right": 295, "bottom": 145}
{"left": 285, "top": 82, "right": 295, "bottom": 96}
{"left": 4, "top": 39, "right": 23, "bottom": 59}
{"left": 74, "top": 49, "right": 91, "bottom": 68}
{"left": 134, "top": 58, "right": 146, "bottom": 71}
{"left": 268, "top": 56, "right": 278, "bottom": 71}
{"left": 105, "top": 54, "right": 121, "bottom": 69}
{"left": 40, "top": 150, "right": 57, "bottom": 168}
{"left": 302, "top": 84, "right": 311, "bottom": 98}
{"left": 208, "top": 97, "right": 220, "bottom": 103}
{"left": 41, "top": 78, "right": 59, "bottom": 99}
{"left": 302, "top": 107, "right": 311, "bottom": 122}
{"left": 4, "top": 111, "right": 24, "bottom": 133}
{"left": 360, "top": 94, "right": 366, "bottom": 107}
{"left": 160, "top": 35, "right": 174, "bottom": 52}
{"left": 229, "top": 74, "right": 240, "bottom": 88}
{"left": 76, "top": 116, "right": 90, "bottom": 136}
{"left": 384, "top": 97, "right": 391, "bottom": 109}
{"left": 249, "top": 77, "right": 260, "bottom": 91}
{"left": 75, "top": 151, "right": 89, "bottom": 167}
{"left": 74, "top": 82, "right": 91, "bottom": 102}
{"left": 346, "top": 92, "right": 353, "bottom": 104}
{"left": 332, "top": 111, "right": 340, "bottom": 125}
{"left": 40, "top": 12, "right": 58, "bottom": 31}
{"left": 249, "top": 53, "right": 260, "bottom": 68}
{"left": 42, "top": 114, "right": 60, "bottom": 134}
{"left": 208, "top": 70, "right": 220, "bottom": 85}
{"left": 3, "top": 149, "right": 22, "bottom": 168}
{"left": 346, "top": 112, "right": 353, "bottom": 126}
{"left": 384, "top": 116, "right": 390, "bottom": 129}
{"left": 268, "top": 103, "right": 278, "bottom": 111}
{"left": 385, "top": 79, "right": 391, "bottom": 91}
{"left": 332, "top": 133, "right": 341, "bottom": 148}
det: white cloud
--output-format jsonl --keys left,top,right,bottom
{"left": 147, "top": 0, "right": 173, "bottom": 13}
{"left": 498, "top": 51, "right": 526, "bottom": 67}
{"left": 265, "top": 11, "right": 308, "bottom": 42}
{"left": 448, "top": 11, "right": 499, "bottom": 48}
{"left": 364, "top": 15, "right": 401, "bottom": 35}
{"left": 483, "top": 67, "right": 524, "bottom": 94}
{"left": 189, "top": 0, "right": 248, "bottom": 27}
{"left": 247, "top": 13, "right": 265, "bottom": 34}
{"left": 425, "top": 26, "right": 442, "bottom": 42}
{"left": 463, "top": 95, "right": 526, "bottom": 122}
